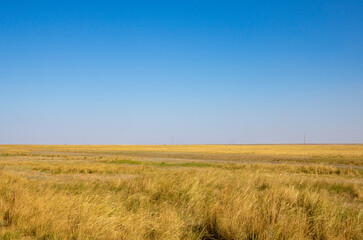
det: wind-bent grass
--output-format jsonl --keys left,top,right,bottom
{"left": 0, "top": 145, "right": 362, "bottom": 239}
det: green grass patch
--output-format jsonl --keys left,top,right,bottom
{"left": 110, "top": 159, "right": 214, "bottom": 168}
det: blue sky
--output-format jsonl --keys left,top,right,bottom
{"left": 0, "top": 0, "right": 362, "bottom": 144}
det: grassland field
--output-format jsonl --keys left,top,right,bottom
{"left": 0, "top": 144, "right": 362, "bottom": 239}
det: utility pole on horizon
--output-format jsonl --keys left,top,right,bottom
{"left": 304, "top": 133, "right": 306, "bottom": 145}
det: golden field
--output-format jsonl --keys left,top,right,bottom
{"left": 0, "top": 145, "right": 362, "bottom": 239}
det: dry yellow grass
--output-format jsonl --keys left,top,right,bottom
{"left": 2, "top": 144, "right": 363, "bottom": 165}
{"left": 0, "top": 145, "right": 362, "bottom": 239}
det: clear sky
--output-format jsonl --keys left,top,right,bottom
{"left": 1, "top": 0, "right": 362, "bottom": 144}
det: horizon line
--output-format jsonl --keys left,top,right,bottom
{"left": 1, "top": 143, "right": 363, "bottom": 146}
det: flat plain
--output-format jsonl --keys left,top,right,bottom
{"left": 0, "top": 144, "right": 362, "bottom": 239}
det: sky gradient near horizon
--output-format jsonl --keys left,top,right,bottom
{"left": 1, "top": 0, "right": 363, "bottom": 144}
